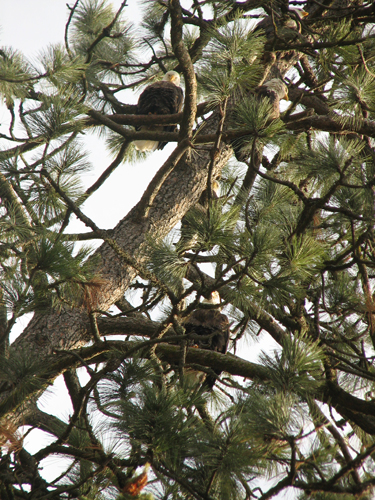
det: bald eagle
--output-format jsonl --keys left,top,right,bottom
{"left": 134, "top": 71, "right": 184, "bottom": 152}
{"left": 255, "top": 78, "right": 288, "bottom": 119}
{"left": 183, "top": 292, "right": 230, "bottom": 389}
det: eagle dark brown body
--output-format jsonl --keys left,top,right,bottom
{"left": 138, "top": 81, "right": 183, "bottom": 118}
{"left": 184, "top": 307, "right": 230, "bottom": 388}
{"left": 135, "top": 76, "right": 183, "bottom": 151}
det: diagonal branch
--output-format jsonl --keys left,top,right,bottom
{"left": 169, "top": 0, "right": 197, "bottom": 140}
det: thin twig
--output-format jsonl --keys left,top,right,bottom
{"left": 65, "top": 0, "right": 80, "bottom": 59}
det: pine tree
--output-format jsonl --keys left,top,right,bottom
{"left": 1, "top": 0, "right": 375, "bottom": 498}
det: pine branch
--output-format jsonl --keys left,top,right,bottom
{"left": 84, "top": 0, "right": 128, "bottom": 63}
{"left": 65, "top": 0, "right": 80, "bottom": 59}
{"left": 138, "top": 138, "right": 191, "bottom": 217}
{"left": 84, "top": 139, "right": 130, "bottom": 198}
{"left": 170, "top": 0, "right": 197, "bottom": 140}
{"left": 279, "top": 33, "right": 375, "bottom": 51}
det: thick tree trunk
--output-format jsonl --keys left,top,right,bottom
{"left": 14, "top": 123, "right": 233, "bottom": 353}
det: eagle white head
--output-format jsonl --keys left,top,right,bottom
{"left": 212, "top": 180, "right": 220, "bottom": 197}
{"left": 264, "top": 79, "right": 289, "bottom": 101}
{"left": 163, "top": 71, "right": 181, "bottom": 86}
{"left": 203, "top": 291, "right": 221, "bottom": 306}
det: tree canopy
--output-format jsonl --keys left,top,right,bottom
{"left": 1, "top": 0, "right": 375, "bottom": 499}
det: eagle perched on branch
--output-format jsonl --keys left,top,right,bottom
{"left": 255, "top": 78, "right": 289, "bottom": 119}
{"left": 134, "top": 71, "right": 184, "bottom": 152}
{"left": 183, "top": 292, "right": 230, "bottom": 389}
